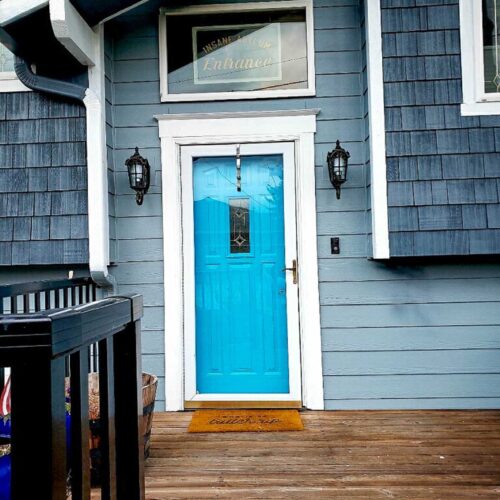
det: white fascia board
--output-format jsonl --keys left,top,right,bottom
{"left": 49, "top": 0, "right": 98, "bottom": 66}
{"left": 0, "top": 0, "right": 48, "bottom": 26}
{"left": 365, "top": 0, "right": 390, "bottom": 259}
{"left": 99, "top": 0, "right": 149, "bottom": 24}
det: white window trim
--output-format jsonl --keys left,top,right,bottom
{"left": 365, "top": 0, "right": 389, "bottom": 259}
{"left": 460, "top": 0, "right": 500, "bottom": 115}
{"left": 155, "top": 109, "right": 324, "bottom": 411}
{"left": 0, "top": 72, "right": 31, "bottom": 92}
{"left": 0, "top": 0, "right": 46, "bottom": 92}
{"left": 158, "top": 0, "right": 316, "bottom": 102}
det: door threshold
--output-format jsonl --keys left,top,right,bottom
{"left": 184, "top": 400, "right": 303, "bottom": 409}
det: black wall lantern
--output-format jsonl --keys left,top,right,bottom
{"left": 126, "top": 147, "right": 151, "bottom": 205}
{"left": 327, "top": 140, "right": 350, "bottom": 200}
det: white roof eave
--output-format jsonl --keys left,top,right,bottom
{"left": 0, "top": 0, "right": 48, "bottom": 27}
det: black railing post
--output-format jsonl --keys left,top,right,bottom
{"left": 99, "top": 337, "right": 117, "bottom": 500}
{"left": 114, "top": 295, "right": 145, "bottom": 499}
{"left": 10, "top": 356, "right": 67, "bottom": 500}
{"left": 70, "top": 350, "right": 91, "bottom": 500}
{"left": 1, "top": 290, "right": 145, "bottom": 500}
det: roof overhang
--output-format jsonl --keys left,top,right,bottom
{"left": 0, "top": 0, "right": 150, "bottom": 78}
{"left": 0, "top": 5, "right": 85, "bottom": 79}
{"left": 0, "top": 0, "right": 149, "bottom": 28}
{"left": 71, "top": 0, "right": 150, "bottom": 26}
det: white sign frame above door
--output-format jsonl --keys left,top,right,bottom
{"left": 156, "top": 109, "right": 324, "bottom": 411}
{"left": 158, "top": 0, "right": 316, "bottom": 102}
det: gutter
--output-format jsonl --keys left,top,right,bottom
{"left": 14, "top": 55, "right": 115, "bottom": 289}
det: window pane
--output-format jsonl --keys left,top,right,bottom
{"left": 483, "top": 0, "right": 500, "bottom": 93}
{"left": 166, "top": 9, "right": 308, "bottom": 95}
{"left": 0, "top": 43, "right": 14, "bottom": 73}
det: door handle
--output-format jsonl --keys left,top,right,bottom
{"left": 282, "top": 259, "right": 297, "bottom": 284}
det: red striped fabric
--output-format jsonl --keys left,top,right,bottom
{"left": 0, "top": 376, "right": 11, "bottom": 416}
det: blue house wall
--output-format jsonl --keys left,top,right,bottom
{"left": 105, "top": 0, "right": 500, "bottom": 410}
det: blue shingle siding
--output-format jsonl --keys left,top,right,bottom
{"left": 0, "top": 92, "right": 89, "bottom": 265}
{"left": 382, "top": 0, "right": 500, "bottom": 256}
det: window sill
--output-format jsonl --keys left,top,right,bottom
{"left": 0, "top": 78, "right": 31, "bottom": 93}
{"left": 160, "top": 88, "right": 316, "bottom": 103}
{"left": 461, "top": 101, "right": 500, "bottom": 116}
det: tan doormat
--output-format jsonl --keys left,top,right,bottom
{"left": 188, "top": 409, "right": 304, "bottom": 433}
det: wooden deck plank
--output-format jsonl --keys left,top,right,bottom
{"left": 93, "top": 410, "right": 500, "bottom": 499}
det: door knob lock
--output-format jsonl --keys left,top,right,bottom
{"left": 282, "top": 259, "right": 297, "bottom": 284}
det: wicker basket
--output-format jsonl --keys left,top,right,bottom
{"left": 141, "top": 373, "right": 158, "bottom": 459}
{"left": 67, "top": 372, "right": 158, "bottom": 485}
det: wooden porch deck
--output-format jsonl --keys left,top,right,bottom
{"left": 141, "top": 410, "right": 500, "bottom": 499}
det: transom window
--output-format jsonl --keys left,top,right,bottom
{"left": 159, "top": 0, "right": 315, "bottom": 102}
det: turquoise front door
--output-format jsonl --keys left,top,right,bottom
{"left": 193, "top": 153, "right": 291, "bottom": 394}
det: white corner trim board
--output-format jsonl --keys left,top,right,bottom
{"left": 365, "top": 0, "right": 390, "bottom": 259}
{"left": 49, "top": 0, "right": 98, "bottom": 66}
{"left": 459, "top": 0, "right": 500, "bottom": 115}
{"left": 156, "top": 109, "right": 324, "bottom": 411}
{"left": 83, "top": 25, "right": 112, "bottom": 287}
{"left": 48, "top": 4, "right": 112, "bottom": 285}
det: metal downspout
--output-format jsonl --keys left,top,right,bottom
{"left": 14, "top": 58, "right": 115, "bottom": 289}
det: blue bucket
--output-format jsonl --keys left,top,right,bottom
{"left": 0, "top": 413, "right": 71, "bottom": 499}
{"left": 0, "top": 444, "right": 10, "bottom": 500}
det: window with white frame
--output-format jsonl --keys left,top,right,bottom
{"left": 159, "top": 0, "right": 315, "bottom": 102}
{"left": 483, "top": 0, "right": 500, "bottom": 93}
{"left": 0, "top": 43, "right": 29, "bottom": 92}
{"left": 460, "top": 0, "right": 500, "bottom": 114}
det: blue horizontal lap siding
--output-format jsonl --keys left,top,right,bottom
{"left": 109, "top": 1, "right": 364, "bottom": 411}
{"left": 382, "top": 0, "right": 500, "bottom": 256}
{"left": 108, "top": 0, "right": 500, "bottom": 410}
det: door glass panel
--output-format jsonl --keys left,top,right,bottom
{"left": 193, "top": 154, "right": 290, "bottom": 394}
{"left": 229, "top": 198, "right": 250, "bottom": 254}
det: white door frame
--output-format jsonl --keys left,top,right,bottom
{"left": 156, "top": 109, "right": 324, "bottom": 411}
{"left": 182, "top": 142, "right": 301, "bottom": 403}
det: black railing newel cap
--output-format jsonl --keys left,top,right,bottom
{"left": 112, "top": 293, "right": 143, "bottom": 322}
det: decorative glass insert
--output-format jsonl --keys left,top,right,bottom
{"left": 0, "top": 44, "right": 14, "bottom": 73}
{"left": 164, "top": 8, "right": 308, "bottom": 96}
{"left": 483, "top": 0, "right": 500, "bottom": 93}
{"left": 229, "top": 198, "right": 250, "bottom": 254}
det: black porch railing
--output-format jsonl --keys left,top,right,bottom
{"left": 0, "top": 293, "right": 146, "bottom": 499}
{"left": 0, "top": 277, "right": 98, "bottom": 388}
{"left": 0, "top": 276, "right": 97, "bottom": 314}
